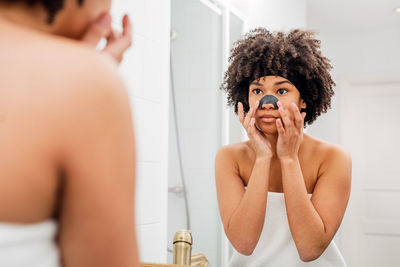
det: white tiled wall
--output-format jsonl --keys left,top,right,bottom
{"left": 168, "top": 0, "right": 223, "bottom": 265}
{"left": 247, "top": 0, "right": 306, "bottom": 31}
{"left": 111, "top": 0, "right": 171, "bottom": 263}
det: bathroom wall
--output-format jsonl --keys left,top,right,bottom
{"left": 168, "top": 0, "right": 223, "bottom": 265}
{"left": 305, "top": 0, "right": 400, "bottom": 141}
{"left": 305, "top": 27, "right": 400, "bottom": 143}
{"left": 246, "top": 0, "right": 306, "bottom": 31}
{"left": 111, "top": 0, "right": 171, "bottom": 263}
{"left": 305, "top": 2, "right": 400, "bottom": 261}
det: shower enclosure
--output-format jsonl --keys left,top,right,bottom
{"left": 168, "top": 0, "right": 246, "bottom": 266}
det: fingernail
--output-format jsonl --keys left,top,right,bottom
{"left": 97, "top": 13, "right": 111, "bottom": 27}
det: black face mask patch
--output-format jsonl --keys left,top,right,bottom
{"left": 258, "top": 95, "right": 279, "bottom": 110}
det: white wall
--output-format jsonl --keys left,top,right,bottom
{"left": 246, "top": 0, "right": 306, "bottom": 31}
{"left": 305, "top": 27, "right": 400, "bottom": 143}
{"left": 305, "top": 8, "right": 400, "bottom": 253}
{"left": 168, "top": 0, "right": 223, "bottom": 265}
{"left": 111, "top": 0, "right": 170, "bottom": 263}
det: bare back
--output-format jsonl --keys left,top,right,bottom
{"left": 0, "top": 23, "right": 72, "bottom": 223}
{"left": 0, "top": 19, "right": 139, "bottom": 266}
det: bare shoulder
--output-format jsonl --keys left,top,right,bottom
{"left": 15, "top": 34, "right": 134, "bottom": 159}
{"left": 7, "top": 29, "right": 125, "bottom": 101}
{"left": 304, "top": 134, "right": 352, "bottom": 174}
{"left": 46, "top": 37, "right": 124, "bottom": 98}
{"left": 0, "top": 27, "right": 130, "bottom": 151}
{"left": 312, "top": 135, "right": 350, "bottom": 158}
{"left": 216, "top": 141, "right": 252, "bottom": 163}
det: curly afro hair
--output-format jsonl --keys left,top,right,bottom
{"left": 3, "top": 0, "right": 84, "bottom": 24}
{"left": 220, "top": 28, "right": 335, "bottom": 126}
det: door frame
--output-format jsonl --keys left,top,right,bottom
{"left": 338, "top": 72, "right": 400, "bottom": 266}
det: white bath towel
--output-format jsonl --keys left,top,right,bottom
{"left": 228, "top": 192, "right": 347, "bottom": 267}
{"left": 0, "top": 220, "right": 60, "bottom": 267}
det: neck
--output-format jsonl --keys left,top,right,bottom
{"left": 265, "top": 133, "right": 279, "bottom": 157}
{"left": 0, "top": 2, "right": 54, "bottom": 34}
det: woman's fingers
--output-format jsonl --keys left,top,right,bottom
{"left": 103, "top": 14, "right": 133, "bottom": 63}
{"left": 238, "top": 102, "right": 245, "bottom": 125}
{"left": 243, "top": 105, "right": 253, "bottom": 128}
{"left": 248, "top": 117, "right": 263, "bottom": 141}
{"left": 122, "top": 14, "right": 133, "bottom": 40}
{"left": 291, "top": 103, "right": 303, "bottom": 129}
{"left": 81, "top": 13, "right": 112, "bottom": 46}
{"left": 276, "top": 118, "right": 285, "bottom": 136}
{"left": 244, "top": 100, "right": 259, "bottom": 128}
{"left": 248, "top": 117, "right": 255, "bottom": 137}
{"left": 278, "top": 103, "right": 291, "bottom": 131}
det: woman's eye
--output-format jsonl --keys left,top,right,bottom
{"left": 277, "top": 88, "right": 288, "bottom": 95}
{"left": 252, "top": 89, "right": 263, "bottom": 95}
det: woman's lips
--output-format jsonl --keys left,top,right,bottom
{"left": 260, "top": 117, "right": 277, "bottom": 123}
{"left": 259, "top": 114, "right": 278, "bottom": 123}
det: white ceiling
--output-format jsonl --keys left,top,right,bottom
{"left": 306, "top": 0, "right": 400, "bottom": 32}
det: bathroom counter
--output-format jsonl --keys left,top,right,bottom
{"left": 142, "top": 263, "right": 190, "bottom": 267}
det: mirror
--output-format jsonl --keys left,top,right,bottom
{"left": 169, "top": 0, "right": 224, "bottom": 265}
{"left": 167, "top": 0, "right": 400, "bottom": 266}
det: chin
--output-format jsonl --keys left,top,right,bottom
{"left": 256, "top": 122, "right": 278, "bottom": 136}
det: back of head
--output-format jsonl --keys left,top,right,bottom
{"left": 3, "top": 0, "right": 84, "bottom": 23}
{"left": 0, "top": 0, "right": 111, "bottom": 39}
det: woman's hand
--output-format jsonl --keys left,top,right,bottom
{"left": 81, "top": 13, "right": 133, "bottom": 64}
{"left": 238, "top": 101, "right": 273, "bottom": 159}
{"left": 276, "top": 102, "right": 306, "bottom": 160}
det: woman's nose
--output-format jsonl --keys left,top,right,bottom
{"left": 258, "top": 94, "right": 279, "bottom": 110}
{"left": 260, "top": 103, "right": 275, "bottom": 110}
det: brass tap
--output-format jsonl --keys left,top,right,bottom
{"left": 190, "top": 253, "right": 209, "bottom": 267}
{"left": 173, "top": 230, "right": 192, "bottom": 266}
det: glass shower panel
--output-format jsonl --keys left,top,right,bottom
{"left": 228, "top": 13, "right": 246, "bottom": 144}
{"left": 169, "top": 0, "right": 222, "bottom": 266}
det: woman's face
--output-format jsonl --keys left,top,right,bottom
{"left": 248, "top": 75, "right": 306, "bottom": 135}
{"left": 54, "top": 0, "right": 112, "bottom": 39}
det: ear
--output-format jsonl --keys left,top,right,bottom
{"left": 299, "top": 98, "right": 307, "bottom": 109}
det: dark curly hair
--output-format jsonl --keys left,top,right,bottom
{"left": 220, "top": 28, "right": 335, "bottom": 126}
{"left": 4, "top": 0, "right": 84, "bottom": 24}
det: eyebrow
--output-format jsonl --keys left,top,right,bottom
{"left": 250, "top": 81, "right": 263, "bottom": 86}
{"left": 274, "top": 80, "right": 293, "bottom": 86}
{"left": 250, "top": 80, "right": 293, "bottom": 86}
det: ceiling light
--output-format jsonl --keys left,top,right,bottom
{"left": 395, "top": 7, "right": 400, "bottom": 13}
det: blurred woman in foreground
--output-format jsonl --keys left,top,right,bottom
{"left": 0, "top": 0, "right": 139, "bottom": 266}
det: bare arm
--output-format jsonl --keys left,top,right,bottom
{"left": 215, "top": 100, "right": 274, "bottom": 255}
{"left": 56, "top": 57, "right": 139, "bottom": 267}
{"left": 215, "top": 148, "right": 270, "bottom": 255}
{"left": 280, "top": 147, "right": 351, "bottom": 262}
{"left": 276, "top": 102, "right": 351, "bottom": 262}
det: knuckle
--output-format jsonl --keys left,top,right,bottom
{"left": 127, "top": 38, "right": 133, "bottom": 47}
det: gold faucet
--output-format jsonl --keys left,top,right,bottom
{"left": 142, "top": 263, "right": 190, "bottom": 267}
{"left": 190, "top": 253, "right": 209, "bottom": 266}
{"left": 172, "top": 230, "right": 209, "bottom": 267}
{"left": 173, "top": 230, "right": 192, "bottom": 265}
